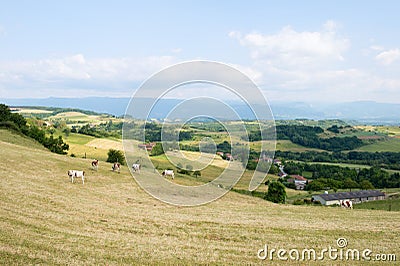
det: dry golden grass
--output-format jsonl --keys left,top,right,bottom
{"left": 166, "top": 150, "right": 230, "bottom": 169}
{"left": 86, "top": 138, "right": 124, "bottom": 151}
{"left": 0, "top": 130, "right": 399, "bottom": 265}
{"left": 14, "top": 108, "right": 53, "bottom": 114}
{"left": 65, "top": 135, "right": 124, "bottom": 161}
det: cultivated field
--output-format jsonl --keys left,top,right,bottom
{"left": 63, "top": 133, "right": 123, "bottom": 161}
{"left": 0, "top": 129, "right": 399, "bottom": 265}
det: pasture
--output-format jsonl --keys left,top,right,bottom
{"left": 64, "top": 133, "right": 123, "bottom": 161}
{"left": 13, "top": 107, "right": 53, "bottom": 114}
{"left": 356, "top": 137, "right": 400, "bottom": 152}
{"left": 353, "top": 198, "right": 400, "bottom": 212}
{"left": 0, "top": 129, "right": 399, "bottom": 265}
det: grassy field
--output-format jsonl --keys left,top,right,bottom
{"left": 353, "top": 198, "right": 400, "bottom": 211}
{"left": 0, "top": 129, "right": 399, "bottom": 265}
{"left": 47, "top": 111, "right": 105, "bottom": 123}
{"left": 356, "top": 137, "right": 400, "bottom": 152}
{"left": 306, "top": 161, "right": 372, "bottom": 169}
{"left": 63, "top": 133, "right": 124, "bottom": 161}
{"left": 357, "top": 125, "right": 400, "bottom": 137}
{"left": 13, "top": 107, "right": 53, "bottom": 114}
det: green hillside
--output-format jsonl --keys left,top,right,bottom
{"left": 0, "top": 129, "right": 399, "bottom": 265}
{"left": 356, "top": 137, "right": 400, "bottom": 152}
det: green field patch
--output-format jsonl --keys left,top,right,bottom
{"left": 306, "top": 161, "right": 372, "bottom": 169}
{"left": 0, "top": 129, "right": 45, "bottom": 150}
{"left": 64, "top": 133, "right": 95, "bottom": 145}
{"left": 356, "top": 137, "right": 400, "bottom": 152}
{"left": 353, "top": 197, "right": 400, "bottom": 211}
{"left": 269, "top": 140, "right": 325, "bottom": 152}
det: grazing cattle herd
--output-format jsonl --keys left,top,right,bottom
{"left": 67, "top": 159, "right": 177, "bottom": 184}
{"left": 67, "top": 161, "right": 155, "bottom": 184}
{"left": 66, "top": 159, "right": 356, "bottom": 210}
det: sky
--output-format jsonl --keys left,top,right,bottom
{"left": 0, "top": 0, "right": 400, "bottom": 103}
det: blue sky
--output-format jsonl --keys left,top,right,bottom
{"left": 1, "top": 1, "right": 400, "bottom": 103}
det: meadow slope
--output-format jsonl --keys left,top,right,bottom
{"left": 0, "top": 130, "right": 399, "bottom": 265}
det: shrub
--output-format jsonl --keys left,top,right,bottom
{"left": 107, "top": 149, "right": 126, "bottom": 165}
{"left": 150, "top": 143, "right": 164, "bottom": 156}
{"left": 293, "top": 199, "right": 304, "bottom": 205}
{"left": 177, "top": 169, "right": 191, "bottom": 175}
{"left": 303, "top": 198, "right": 312, "bottom": 205}
{"left": 264, "top": 181, "right": 286, "bottom": 203}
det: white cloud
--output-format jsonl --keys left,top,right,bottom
{"left": 230, "top": 21, "right": 349, "bottom": 69}
{"left": 0, "top": 54, "right": 177, "bottom": 98}
{"left": 375, "top": 49, "right": 400, "bottom": 65}
{"left": 230, "top": 21, "right": 400, "bottom": 103}
{"left": 370, "top": 45, "right": 385, "bottom": 51}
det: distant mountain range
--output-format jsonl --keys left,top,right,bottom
{"left": 1, "top": 97, "right": 399, "bottom": 124}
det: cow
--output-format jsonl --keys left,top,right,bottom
{"left": 339, "top": 199, "right": 353, "bottom": 209}
{"left": 132, "top": 163, "right": 141, "bottom": 174}
{"left": 112, "top": 162, "right": 120, "bottom": 173}
{"left": 162, "top": 170, "right": 174, "bottom": 179}
{"left": 67, "top": 170, "right": 85, "bottom": 184}
{"left": 91, "top": 159, "right": 99, "bottom": 171}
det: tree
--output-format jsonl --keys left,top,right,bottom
{"left": 44, "top": 134, "right": 69, "bottom": 154}
{"left": 194, "top": 170, "right": 201, "bottom": 178}
{"left": 264, "top": 181, "right": 286, "bottom": 203}
{"left": 150, "top": 143, "right": 164, "bottom": 156}
{"left": 343, "top": 178, "right": 359, "bottom": 191}
{"left": 107, "top": 149, "right": 126, "bottom": 165}
{"left": 360, "top": 180, "right": 375, "bottom": 190}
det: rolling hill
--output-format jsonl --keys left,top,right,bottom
{"left": 0, "top": 128, "right": 399, "bottom": 264}
{"left": 2, "top": 97, "right": 400, "bottom": 123}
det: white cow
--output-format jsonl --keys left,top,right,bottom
{"left": 132, "top": 163, "right": 141, "bottom": 174}
{"left": 68, "top": 170, "right": 85, "bottom": 184}
{"left": 162, "top": 170, "right": 174, "bottom": 179}
{"left": 339, "top": 199, "right": 353, "bottom": 209}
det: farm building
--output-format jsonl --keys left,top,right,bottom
{"left": 138, "top": 143, "right": 156, "bottom": 151}
{"left": 287, "top": 175, "right": 308, "bottom": 190}
{"left": 312, "top": 190, "right": 386, "bottom": 206}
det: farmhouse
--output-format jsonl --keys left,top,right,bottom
{"left": 138, "top": 142, "right": 156, "bottom": 151}
{"left": 273, "top": 159, "right": 282, "bottom": 165}
{"left": 287, "top": 175, "right": 308, "bottom": 190}
{"left": 312, "top": 190, "right": 386, "bottom": 206}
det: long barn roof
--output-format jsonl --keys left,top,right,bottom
{"left": 315, "top": 190, "right": 385, "bottom": 201}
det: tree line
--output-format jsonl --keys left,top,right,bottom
{"left": 282, "top": 161, "right": 400, "bottom": 190}
{"left": 246, "top": 125, "right": 364, "bottom": 151}
{"left": 0, "top": 104, "right": 69, "bottom": 154}
{"left": 275, "top": 150, "right": 400, "bottom": 170}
